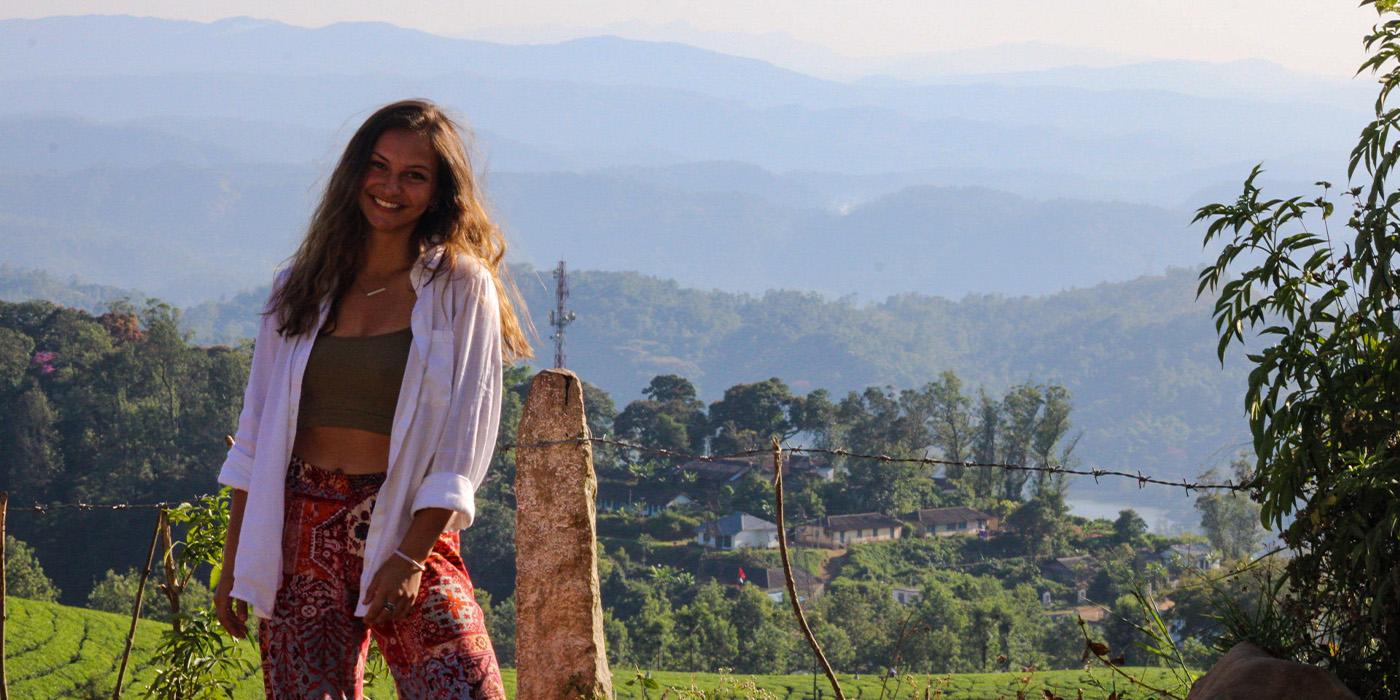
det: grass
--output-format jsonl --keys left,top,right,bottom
{"left": 4, "top": 597, "right": 1183, "bottom": 699}
{"left": 610, "top": 667, "right": 1186, "bottom": 699}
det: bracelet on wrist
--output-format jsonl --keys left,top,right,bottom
{"left": 393, "top": 548, "right": 427, "bottom": 572}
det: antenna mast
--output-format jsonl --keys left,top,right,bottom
{"left": 549, "top": 260, "right": 576, "bottom": 369}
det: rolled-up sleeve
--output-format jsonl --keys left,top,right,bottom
{"left": 410, "top": 264, "right": 503, "bottom": 530}
{"left": 217, "top": 283, "right": 282, "bottom": 491}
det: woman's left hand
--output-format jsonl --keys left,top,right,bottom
{"left": 362, "top": 556, "right": 424, "bottom": 628}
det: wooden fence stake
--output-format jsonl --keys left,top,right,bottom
{"left": 773, "top": 438, "right": 845, "bottom": 700}
{"left": 158, "top": 515, "right": 181, "bottom": 633}
{"left": 0, "top": 491, "right": 8, "bottom": 700}
{"left": 113, "top": 508, "right": 164, "bottom": 700}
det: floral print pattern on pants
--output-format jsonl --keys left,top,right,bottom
{"left": 258, "top": 456, "right": 506, "bottom": 700}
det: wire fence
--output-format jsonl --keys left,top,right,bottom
{"left": 0, "top": 422, "right": 1257, "bottom": 699}
{"left": 1, "top": 433, "right": 1248, "bottom": 516}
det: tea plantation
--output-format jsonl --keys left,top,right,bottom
{"left": 4, "top": 597, "right": 1185, "bottom": 698}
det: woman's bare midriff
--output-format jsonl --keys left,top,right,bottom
{"left": 293, "top": 426, "right": 392, "bottom": 474}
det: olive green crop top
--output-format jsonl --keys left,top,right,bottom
{"left": 297, "top": 328, "right": 413, "bottom": 436}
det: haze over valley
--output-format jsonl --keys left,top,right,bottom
{"left": 2, "top": 14, "right": 1354, "bottom": 526}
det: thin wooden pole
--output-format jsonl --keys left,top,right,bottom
{"left": 772, "top": 438, "right": 845, "bottom": 700}
{"left": 0, "top": 491, "right": 9, "bottom": 700}
{"left": 113, "top": 508, "right": 164, "bottom": 700}
{"left": 158, "top": 516, "right": 181, "bottom": 633}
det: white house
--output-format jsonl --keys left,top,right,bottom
{"left": 695, "top": 512, "right": 780, "bottom": 549}
{"left": 892, "top": 586, "right": 922, "bottom": 605}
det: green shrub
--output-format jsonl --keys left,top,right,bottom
{"left": 5, "top": 534, "right": 60, "bottom": 602}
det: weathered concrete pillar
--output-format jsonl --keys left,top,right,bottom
{"left": 515, "top": 369, "right": 613, "bottom": 700}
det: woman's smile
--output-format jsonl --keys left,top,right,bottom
{"left": 359, "top": 128, "right": 439, "bottom": 236}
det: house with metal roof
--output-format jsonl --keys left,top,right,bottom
{"left": 794, "top": 511, "right": 904, "bottom": 548}
{"left": 909, "top": 506, "right": 999, "bottom": 537}
{"left": 694, "top": 511, "right": 780, "bottom": 550}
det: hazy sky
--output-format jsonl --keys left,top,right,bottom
{"left": 2, "top": 1, "right": 1382, "bottom": 77}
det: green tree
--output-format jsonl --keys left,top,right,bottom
{"left": 0, "top": 327, "right": 33, "bottom": 391}
{"left": 1194, "top": 458, "right": 1264, "bottom": 561}
{"left": 461, "top": 499, "right": 517, "bottom": 598}
{"left": 1192, "top": 5, "right": 1400, "bottom": 691}
{"left": 830, "top": 387, "right": 934, "bottom": 515}
{"left": 629, "top": 590, "right": 677, "bottom": 670}
{"left": 479, "top": 591, "right": 516, "bottom": 667}
{"left": 924, "top": 371, "right": 973, "bottom": 477}
{"left": 707, "top": 377, "right": 797, "bottom": 454}
{"left": 1029, "top": 385, "right": 1076, "bottom": 498}
{"left": 85, "top": 566, "right": 212, "bottom": 623}
{"left": 728, "top": 585, "right": 795, "bottom": 674}
{"left": 965, "top": 389, "right": 1004, "bottom": 501}
{"left": 615, "top": 374, "right": 707, "bottom": 466}
{"left": 3, "top": 385, "right": 64, "bottom": 498}
{"left": 813, "top": 579, "right": 902, "bottom": 673}
{"left": 1005, "top": 492, "right": 1068, "bottom": 558}
{"left": 4, "top": 534, "right": 60, "bottom": 601}
{"left": 1113, "top": 509, "right": 1150, "bottom": 548}
{"left": 673, "top": 582, "right": 739, "bottom": 671}
{"left": 602, "top": 609, "right": 630, "bottom": 669}
{"left": 997, "top": 384, "right": 1042, "bottom": 500}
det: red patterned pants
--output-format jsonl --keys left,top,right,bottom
{"left": 259, "top": 456, "right": 506, "bottom": 700}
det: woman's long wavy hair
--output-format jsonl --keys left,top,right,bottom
{"left": 268, "top": 99, "right": 532, "bottom": 361}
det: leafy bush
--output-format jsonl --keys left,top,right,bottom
{"left": 5, "top": 534, "right": 60, "bottom": 601}
{"left": 645, "top": 510, "right": 703, "bottom": 540}
{"left": 85, "top": 567, "right": 212, "bottom": 623}
{"left": 1192, "top": 4, "right": 1400, "bottom": 693}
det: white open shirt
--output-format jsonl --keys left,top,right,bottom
{"left": 217, "top": 247, "right": 503, "bottom": 620}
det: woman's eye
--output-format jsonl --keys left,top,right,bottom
{"left": 370, "top": 161, "right": 388, "bottom": 170}
{"left": 408, "top": 172, "right": 428, "bottom": 181}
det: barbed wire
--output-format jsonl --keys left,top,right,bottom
{"left": 7, "top": 501, "right": 182, "bottom": 513}
{"left": 506, "top": 434, "right": 1251, "bottom": 492}
{"left": 4, "top": 433, "right": 1247, "bottom": 514}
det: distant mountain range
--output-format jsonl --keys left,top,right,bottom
{"left": 0, "top": 148, "right": 1211, "bottom": 303}
{"left": 0, "top": 14, "right": 1318, "bottom": 523}
{"left": 0, "top": 16, "right": 1365, "bottom": 188}
{"left": 0, "top": 15, "right": 1366, "bottom": 304}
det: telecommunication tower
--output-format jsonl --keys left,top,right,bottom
{"left": 549, "top": 260, "right": 576, "bottom": 368}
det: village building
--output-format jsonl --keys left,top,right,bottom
{"left": 794, "top": 512, "right": 904, "bottom": 548}
{"left": 1040, "top": 554, "right": 1101, "bottom": 603}
{"left": 697, "top": 560, "right": 826, "bottom": 602}
{"left": 595, "top": 482, "right": 695, "bottom": 516}
{"left": 678, "top": 453, "right": 835, "bottom": 486}
{"left": 694, "top": 512, "right": 780, "bottom": 549}
{"left": 892, "top": 586, "right": 922, "bottom": 605}
{"left": 908, "top": 506, "right": 999, "bottom": 537}
{"left": 1162, "top": 542, "right": 1221, "bottom": 571}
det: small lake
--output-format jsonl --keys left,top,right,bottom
{"left": 1065, "top": 498, "right": 1186, "bottom": 534}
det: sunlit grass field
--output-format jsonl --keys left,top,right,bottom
{"left": 5, "top": 597, "right": 1186, "bottom": 699}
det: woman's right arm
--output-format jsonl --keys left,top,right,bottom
{"left": 217, "top": 283, "right": 285, "bottom": 491}
{"left": 215, "top": 487, "right": 249, "bottom": 638}
{"left": 214, "top": 279, "right": 285, "bottom": 638}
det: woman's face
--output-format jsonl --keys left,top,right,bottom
{"left": 359, "top": 128, "right": 440, "bottom": 238}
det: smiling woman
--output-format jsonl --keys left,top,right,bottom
{"left": 210, "top": 99, "right": 532, "bottom": 700}
{"left": 360, "top": 129, "right": 438, "bottom": 240}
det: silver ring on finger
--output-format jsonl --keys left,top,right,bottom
{"left": 383, "top": 601, "right": 397, "bottom": 613}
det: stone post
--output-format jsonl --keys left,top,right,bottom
{"left": 515, "top": 369, "right": 612, "bottom": 699}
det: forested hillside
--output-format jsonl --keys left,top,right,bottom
{"left": 177, "top": 265, "right": 1249, "bottom": 498}
{"left": 0, "top": 263, "right": 1249, "bottom": 520}
{"left": 2, "top": 296, "right": 1253, "bottom": 682}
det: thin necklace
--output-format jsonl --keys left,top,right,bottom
{"left": 354, "top": 279, "right": 388, "bottom": 297}
{"left": 357, "top": 262, "right": 412, "bottom": 297}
